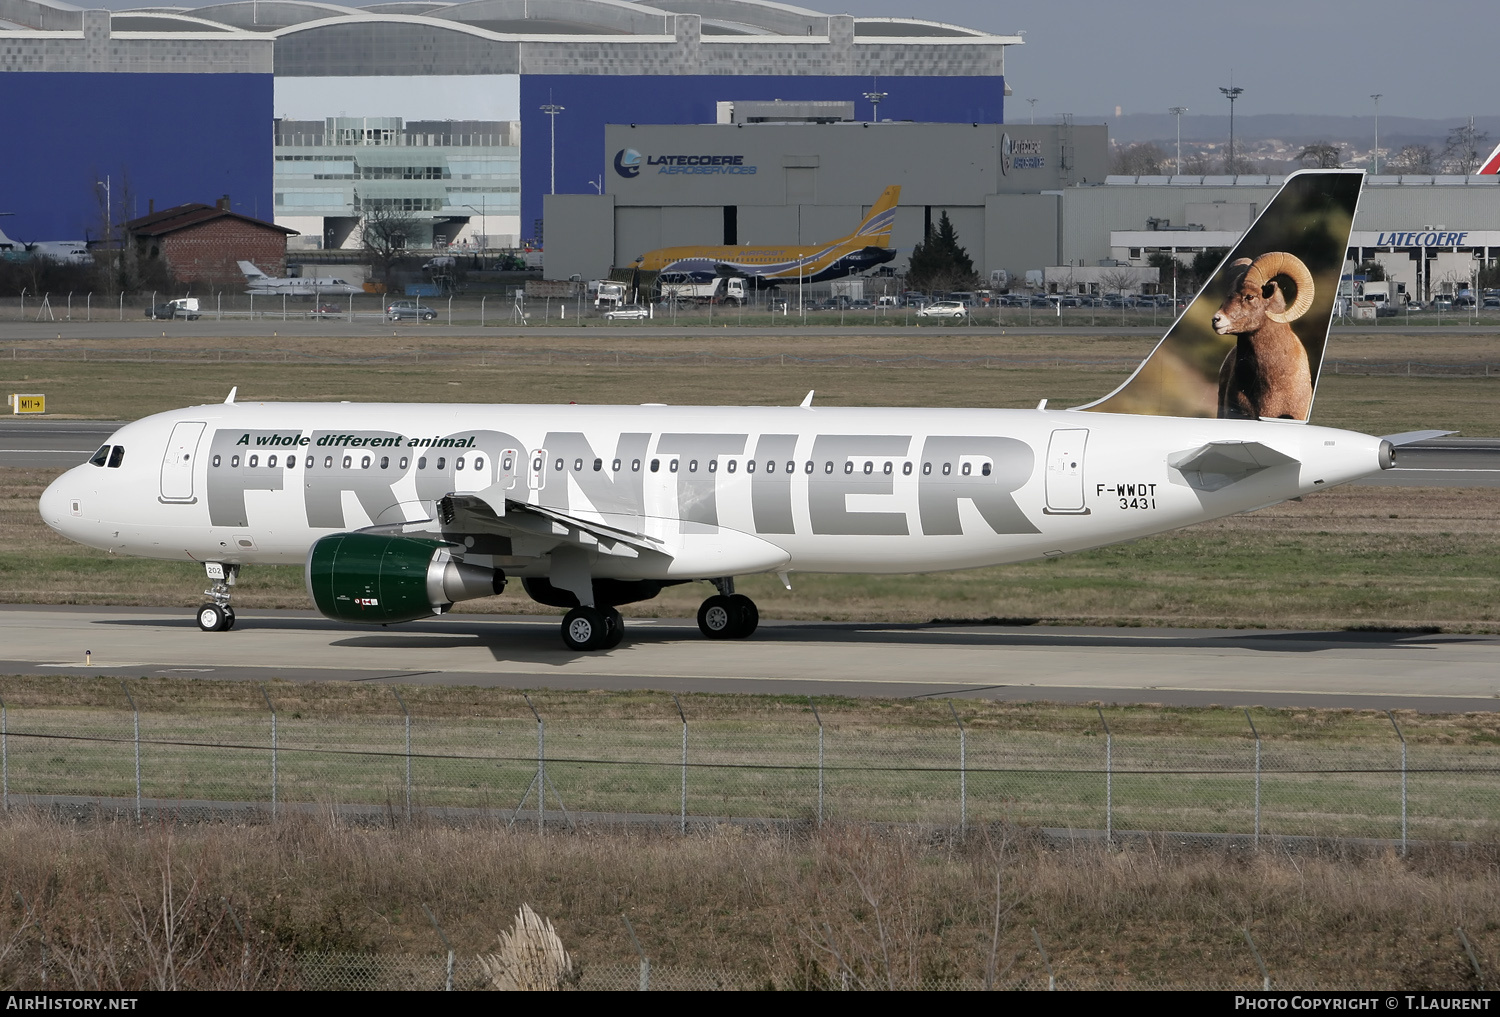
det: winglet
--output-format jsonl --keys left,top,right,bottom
{"left": 800, "top": 390, "right": 815, "bottom": 408}
{"left": 224, "top": 386, "right": 237, "bottom": 404}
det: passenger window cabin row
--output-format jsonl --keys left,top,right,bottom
{"left": 205, "top": 450, "right": 993, "bottom": 478}
{"left": 210, "top": 454, "right": 489, "bottom": 472}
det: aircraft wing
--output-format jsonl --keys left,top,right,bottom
{"left": 1168, "top": 440, "right": 1299, "bottom": 492}
{"left": 434, "top": 490, "right": 665, "bottom": 560}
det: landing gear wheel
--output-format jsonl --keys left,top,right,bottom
{"left": 601, "top": 607, "right": 624, "bottom": 649}
{"left": 196, "top": 603, "right": 228, "bottom": 632}
{"left": 561, "top": 606, "right": 608, "bottom": 650}
{"left": 727, "top": 594, "right": 758, "bottom": 638}
{"left": 222, "top": 606, "right": 237, "bottom": 631}
{"left": 698, "top": 595, "right": 738, "bottom": 640}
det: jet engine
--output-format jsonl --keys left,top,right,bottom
{"left": 306, "top": 532, "right": 505, "bottom": 624}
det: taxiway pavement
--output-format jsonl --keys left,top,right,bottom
{"left": 3, "top": 604, "right": 1496, "bottom": 713}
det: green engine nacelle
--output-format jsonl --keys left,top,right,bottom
{"left": 306, "top": 532, "right": 504, "bottom": 625}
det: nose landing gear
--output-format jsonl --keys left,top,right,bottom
{"left": 697, "top": 579, "right": 758, "bottom": 640}
{"left": 197, "top": 562, "right": 239, "bottom": 632}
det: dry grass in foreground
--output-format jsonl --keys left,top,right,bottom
{"left": 0, "top": 813, "right": 1495, "bottom": 990}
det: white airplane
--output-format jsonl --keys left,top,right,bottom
{"left": 238, "top": 261, "right": 364, "bottom": 296}
{"left": 40, "top": 171, "right": 1424, "bottom": 651}
{"left": 0, "top": 226, "right": 91, "bottom": 265}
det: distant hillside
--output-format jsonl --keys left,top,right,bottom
{"left": 1097, "top": 113, "right": 1500, "bottom": 149}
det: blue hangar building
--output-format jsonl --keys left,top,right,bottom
{"left": 2, "top": 0, "right": 1017, "bottom": 250}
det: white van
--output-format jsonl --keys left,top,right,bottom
{"left": 876, "top": 295, "right": 899, "bottom": 307}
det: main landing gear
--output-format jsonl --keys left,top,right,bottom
{"left": 697, "top": 578, "right": 758, "bottom": 641}
{"left": 197, "top": 562, "right": 239, "bottom": 632}
{"left": 560, "top": 605, "right": 625, "bottom": 651}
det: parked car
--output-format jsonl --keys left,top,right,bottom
{"left": 143, "top": 297, "right": 200, "bottom": 320}
{"left": 875, "top": 295, "right": 899, "bottom": 307}
{"left": 604, "top": 304, "right": 650, "bottom": 320}
{"left": 848, "top": 298, "right": 872, "bottom": 309}
{"left": 306, "top": 303, "right": 343, "bottom": 319}
{"left": 915, "top": 300, "right": 969, "bottom": 321}
{"left": 1483, "top": 296, "right": 1500, "bottom": 309}
{"left": 386, "top": 299, "right": 436, "bottom": 321}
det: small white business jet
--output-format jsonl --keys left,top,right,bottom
{"left": 41, "top": 171, "right": 1424, "bottom": 650}
{"left": 238, "top": 261, "right": 364, "bottom": 296}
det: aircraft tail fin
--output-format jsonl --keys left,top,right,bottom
{"left": 237, "top": 260, "right": 268, "bottom": 279}
{"left": 849, "top": 186, "right": 900, "bottom": 247}
{"left": 1077, "top": 169, "right": 1364, "bottom": 422}
{"left": 1478, "top": 140, "right": 1500, "bottom": 175}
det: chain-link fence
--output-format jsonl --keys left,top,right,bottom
{"left": 9, "top": 292, "right": 1500, "bottom": 329}
{"left": 2, "top": 684, "right": 1497, "bottom": 846}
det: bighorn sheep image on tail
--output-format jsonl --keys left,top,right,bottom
{"left": 1213, "top": 252, "right": 1316, "bottom": 419}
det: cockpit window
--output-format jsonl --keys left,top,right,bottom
{"left": 107, "top": 445, "right": 125, "bottom": 469}
{"left": 88, "top": 445, "right": 110, "bottom": 467}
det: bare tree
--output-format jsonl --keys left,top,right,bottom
{"left": 1388, "top": 145, "right": 1434, "bottom": 174}
{"left": 1181, "top": 152, "right": 1215, "bottom": 174}
{"left": 356, "top": 193, "right": 421, "bottom": 285}
{"left": 1298, "top": 142, "right": 1343, "bottom": 168}
{"left": 1111, "top": 142, "right": 1167, "bottom": 175}
{"left": 1098, "top": 268, "right": 1140, "bottom": 297}
{"left": 1440, "top": 120, "right": 1492, "bottom": 175}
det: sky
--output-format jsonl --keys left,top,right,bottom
{"left": 842, "top": 0, "right": 1492, "bottom": 121}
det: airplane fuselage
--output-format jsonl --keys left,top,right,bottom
{"left": 40, "top": 402, "right": 1386, "bottom": 582}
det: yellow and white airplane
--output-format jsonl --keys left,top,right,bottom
{"left": 632, "top": 185, "right": 900, "bottom": 284}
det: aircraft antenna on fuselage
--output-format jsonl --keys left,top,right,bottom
{"left": 800, "top": 390, "right": 815, "bottom": 408}
{"left": 224, "top": 387, "right": 237, "bottom": 404}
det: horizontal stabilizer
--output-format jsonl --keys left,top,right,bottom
{"left": 1379, "top": 429, "right": 1456, "bottom": 446}
{"left": 1169, "top": 440, "right": 1299, "bottom": 492}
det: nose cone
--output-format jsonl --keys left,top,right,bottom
{"left": 39, "top": 468, "right": 83, "bottom": 537}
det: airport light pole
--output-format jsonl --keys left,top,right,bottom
{"left": 1027, "top": 97, "right": 1038, "bottom": 124}
{"left": 540, "top": 102, "right": 565, "bottom": 195}
{"left": 1169, "top": 106, "right": 1189, "bottom": 174}
{"left": 460, "top": 202, "right": 488, "bottom": 250}
{"left": 863, "top": 88, "right": 887, "bottom": 123}
{"left": 1219, "top": 85, "right": 1244, "bottom": 173}
{"left": 1370, "top": 93, "right": 1382, "bottom": 173}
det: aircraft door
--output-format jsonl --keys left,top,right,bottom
{"left": 500, "top": 448, "right": 519, "bottom": 490}
{"left": 160, "top": 421, "right": 206, "bottom": 503}
{"left": 1043, "top": 428, "right": 1090, "bottom": 515}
